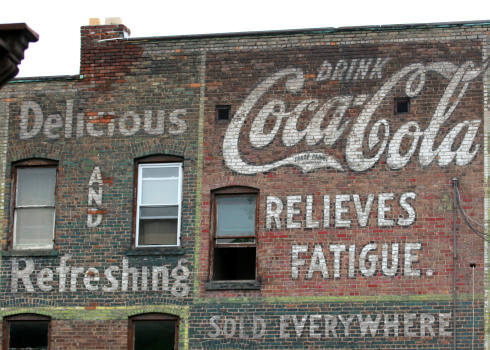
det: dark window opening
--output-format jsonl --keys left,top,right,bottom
{"left": 215, "top": 105, "right": 231, "bottom": 121}
{"left": 134, "top": 322, "right": 175, "bottom": 350}
{"left": 129, "top": 313, "right": 179, "bottom": 350}
{"left": 4, "top": 314, "right": 50, "bottom": 350}
{"left": 213, "top": 246, "right": 256, "bottom": 280}
{"left": 9, "top": 322, "right": 49, "bottom": 349}
{"left": 394, "top": 98, "right": 410, "bottom": 114}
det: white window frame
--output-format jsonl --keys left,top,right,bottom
{"left": 13, "top": 166, "right": 57, "bottom": 250}
{"left": 135, "top": 163, "right": 182, "bottom": 247}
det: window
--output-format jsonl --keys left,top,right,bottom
{"left": 3, "top": 314, "right": 50, "bottom": 349}
{"left": 215, "top": 105, "right": 231, "bottom": 121}
{"left": 394, "top": 97, "right": 410, "bottom": 114}
{"left": 210, "top": 187, "right": 258, "bottom": 281}
{"left": 128, "top": 313, "right": 179, "bottom": 350}
{"left": 135, "top": 157, "right": 182, "bottom": 247}
{"left": 12, "top": 160, "right": 57, "bottom": 250}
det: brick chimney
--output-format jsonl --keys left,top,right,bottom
{"left": 79, "top": 18, "right": 141, "bottom": 90}
{"left": 80, "top": 17, "right": 130, "bottom": 46}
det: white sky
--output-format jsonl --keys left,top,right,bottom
{"left": 2, "top": 0, "right": 490, "bottom": 78}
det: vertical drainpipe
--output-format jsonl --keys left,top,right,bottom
{"left": 453, "top": 177, "right": 459, "bottom": 350}
{"left": 483, "top": 35, "right": 490, "bottom": 350}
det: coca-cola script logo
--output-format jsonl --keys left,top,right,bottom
{"left": 223, "top": 60, "right": 489, "bottom": 174}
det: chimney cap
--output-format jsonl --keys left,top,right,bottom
{"left": 105, "top": 17, "right": 123, "bottom": 25}
{"left": 88, "top": 18, "right": 123, "bottom": 25}
{"left": 88, "top": 18, "right": 101, "bottom": 25}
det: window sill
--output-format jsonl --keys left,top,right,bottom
{"left": 205, "top": 280, "right": 261, "bottom": 291}
{"left": 2, "top": 249, "right": 59, "bottom": 257}
{"left": 124, "top": 247, "right": 185, "bottom": 256}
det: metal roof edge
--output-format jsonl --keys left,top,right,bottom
{"left": 119, "top": 19, "right": 490, "bottom": 43}
{"left": 9, "top": 75, "right": 80, "bottom": 83}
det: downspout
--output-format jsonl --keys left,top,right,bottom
{"left": 453, "top": 177, "right": 459, "bottom": 350}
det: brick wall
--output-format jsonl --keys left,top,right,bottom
{"left": 0, "top": 21, "right": 488, "bottom": 349}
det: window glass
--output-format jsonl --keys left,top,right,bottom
{"left": 14, "top": 208, "right": 55, "bottom": 246}
{"left": 217, "top": 196, "right": 256, "bottom": 237}
{"left": 13, "top": 165, "right": 56, "bottom": 249}
{"left": 141, "top": 178, "right": 179, "bottom": 205}
{"left": 142, "top": 167, "right": 179, "bottom": 179}
{"left": 17, "top": 168, "right": 56, "bottom": 206}
{"left": 138, "top": 219, "right": 178, "bottom": 245}
{"left": 136, "top": 163, "right": 182, "bottom": 247}
{"left": 140, "top": 206, "right": 179, "bottom": 218}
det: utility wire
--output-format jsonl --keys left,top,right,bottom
{"left": 454, "top": 188, "right": 490, "bottom": 243}
{"left": 455, "top": 187, "right": 486, "bottom": 227}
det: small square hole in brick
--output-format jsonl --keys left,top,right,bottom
{"left": 216, "top": 105, "right": 231, "bottom": 120}
{"left": 394, "top": 98, "right": 410, "bottom": 114}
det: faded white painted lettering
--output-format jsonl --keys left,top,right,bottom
{"left": 87, "top": 166, "right": 103, "bottom": 228}
{"left": 223, "top": 60, "right": 488, "bottom": 174}
{"left": 291, "top": 242, "right": 426, "bottom": 280}
{"left": 209, "top": 315, "right": 266, "bottom": 339}
{"left": 211, "top": 313, "right": 452, "bottom": 340}
{"left": 17, "top": 100, "right": 188, "bottom": 140}
{"left": 10, "top": 256, "right": 189, "bottom": 296}
{"left": 266, "top": 192, "right": 416, "bottom": 229}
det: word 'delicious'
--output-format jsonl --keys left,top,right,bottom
{"left": 18, "top": 100, "right": 187, "bottom": 139}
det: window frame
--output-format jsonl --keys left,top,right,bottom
{"left": 128, "top": 313, "right": 179, "bottom": 350}
{"left": 3, "top": 313, "right": 51, "bottom": 350}
{"left": 133, "top": 155, "right": 183, "bottom": 248}
{"left": 10, "top": 159, "right": 58, "bottom": 250}
{"left": 209, "top": 186, "right": 259, "bottom": 283}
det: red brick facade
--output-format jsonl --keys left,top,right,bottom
{"left": 0, "top": 20, "right": 488, "bottom": 349}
